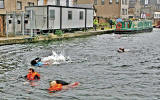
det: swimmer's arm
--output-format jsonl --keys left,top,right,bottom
{"left": 17, "top": 75, "right": 27, "bottom": 80}
{"left": 24, "top": 75, "right": 27, "bottom": 79}
{"left": 42, "top": 61, "right": 52, "bottom": 66}
{"left": 43, "top": 63, "right": 49, "bottom": 65}
{"left": 34, "top": 75, "right": 40, "bottom": 80}
{"left": 22, "top": 75, "right": 40, "bottom": 80}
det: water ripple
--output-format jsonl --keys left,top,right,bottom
{"left": 1, "top": 29, "right": 160, "bottom": 99}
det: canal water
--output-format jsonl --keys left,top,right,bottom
{"left": 1, "top": 29, "right": 160, "bottom": 100}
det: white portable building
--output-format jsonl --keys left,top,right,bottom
{"left": 25, "top": 5, "right": 93, "bottom": 31}
{"left": 6, "top": 13, "right": 23, "bottom": 34}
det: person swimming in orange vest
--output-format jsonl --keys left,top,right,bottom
{"left": 48, "top": 80, "right": 79, "bottom": 93}
{"left": 25, "top": 68, "right": 40, "bottom": 81}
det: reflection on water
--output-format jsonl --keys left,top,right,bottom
{"left": 1, "top": 29, "right": 160, "bottom": 100}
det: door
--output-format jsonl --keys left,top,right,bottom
{"left": 49, "top": 9, "right": 55, "bottom": 29}
{"left": 0, "top": 15, "right": 4, "bottom": 36}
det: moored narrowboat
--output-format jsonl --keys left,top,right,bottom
{"left": 115, "top": 20, "right": 153, "bottom": 34}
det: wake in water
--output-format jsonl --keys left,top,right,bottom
{"left": 41, "top": 51, "right": 70, "bottom": 65}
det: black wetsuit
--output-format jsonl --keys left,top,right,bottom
{"left": 31, "top": 57, "right": 41, "bottom": 66}
{"left": 56, "top": 80, "right": 69, "bottom": 85}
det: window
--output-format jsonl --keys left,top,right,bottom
{"left": 26, "top": 10, "right": 31, "bottom": 18}
{"left": 28, "top": 2, "right": 34, "bottom": 6}
{"left": 116, "top": 0, "right": 119, "bottom": 4}
{"left": 101, "top": 0, "right": 105, "bottom": 5}
{"left": 17, "top": 1, "right": 22, "bottom": 10}
{"left": 109, "top": 0, "right": 112, "bottom": 4}
{"left": 66, "top": 0, "right": 69, "bottom": 6}
{"left": 125, "top": 0, "right": 127, "bottom": 5}
{"left": 158, "top": 0, "right": 160, "bottom": 4}
{"left": 145, "top": 0, "right": 148, "bottom": 5}
{"left": 0, "top": 0, "right": 4, "bottom": 8}
{"left": 94, "top": 0, "right": 97, "bottom": 5}
{"left": 122, "top": 0, "right": 125, "bottom": 5}
{"left": 122, "top": 9, "right": 127, "bottom": 15}
{"left": 154, "top": 14, "right": 157, "bottom": 18}
{"left": 79, "top": 11, "right": 83, "bottom": 20}
{"left": 74, "top": 0, "right": 77, "bottom": 4}
{"left": 125, "top": 9, "right": 128, "bottom": 15}
{"left": 56, "top": 0, "right": 60, "bottom": 6}
{"left": 140, "top": 0, "right": 144, "bottom": 5}
{"left": 17, "top": 20, "right": 21, "bottom": 24}
{"left": 122, "top": 9, "right": 125, "bottom": 15}
{"left": 68, "top": 11, "right": 72, "bottom": 20}
{"left": 50, "top": 10, "right": 55, "bottom": 19}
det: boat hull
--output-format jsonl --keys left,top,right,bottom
{"left": 114, "top": 28, "right": 153, "bottom": 34}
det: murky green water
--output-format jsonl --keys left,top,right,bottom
{"left": 1, "top": 29, "right": 160, "bottom": 100}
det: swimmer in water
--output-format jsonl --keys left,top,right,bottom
{"left": 25, "top": 68, "right": 40, "bottom": 81}
{"left": 117, "top": 48, "right": 125, "bottom": 53}
{"left": 48, "top": 80, "right": 79, "bottom": 92}
{"left": 31, "top": 57, "right": 49, "bottom": 67}
{"left": 117, "top": 48, "right": 130, "bottom": 53}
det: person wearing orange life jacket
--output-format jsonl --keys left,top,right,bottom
{"left": 48, "top": 80, "right": 79, "bottom": 92}
{"left": 25, "top": 68, "right": 40, "bottom": 81}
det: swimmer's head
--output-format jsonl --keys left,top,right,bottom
{"left": 50, "top": 81, "right": 57, "bottom": 87}
{"left": 119, "top": 48, "right": 125, "bottom": 52}
{"left": 28, "top": 68, "right": 34, "bottom": 73}
{"left": 31, "top": 60, "right": 37, "bottom": 66}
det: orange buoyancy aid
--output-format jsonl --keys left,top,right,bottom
{"left": 116, "top": 22, "right": 122, "bottom": 29}
{"left": 48, "top": 84, "right": 63, "bottom": 92}
{"left": 27, "top": 72, "right": 40, "bottom": 81}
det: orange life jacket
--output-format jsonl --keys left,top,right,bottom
{"left": 27, "top": 72, "right": 40, "bottom": 81}
{"left": 48, "top": 84, "right": 63, "bottom": 92}
{"left": 116, "top": 22, "right": 122, "bottom": 30}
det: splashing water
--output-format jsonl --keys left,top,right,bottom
{"left": 41, "top": 51, "right": 70, "bottom": 64}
